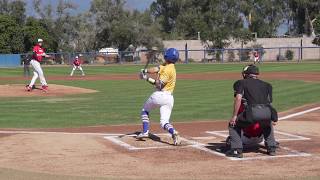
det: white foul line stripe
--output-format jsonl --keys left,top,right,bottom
{"left": 279, "top": 106, "right": 320, "bottom": 120}
{"left": 205, "top": 130, "right": 311, "bottom": 141}
{"left": 0, "top": 130, "right": 123, "bottom": 136}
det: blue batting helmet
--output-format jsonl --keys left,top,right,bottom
{"left": 164, "top": 48, "right": 179, "bottom": 63}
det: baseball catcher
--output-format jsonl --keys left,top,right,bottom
{"left": 136, "top": 48, "right": 181, "bottom": 146}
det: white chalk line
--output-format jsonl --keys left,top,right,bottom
{"left": 205, "top": 130, "right": 311, "bottom": 142}
{"left": 0, "top": 130, "right": 123, "bottom": 136}
{"left": 104, "top": 134, "right": 193, "bottom": 150}
{"left": 0, "top": 105, "right": 318, "bottom": 136}
{"left": 179, "top": 136, "right": 312, "bottom": 161}
{"left": 191, "top": 136, "right": 217, "bottom": 140}
{"left": 0, "top": 106, "right": 317, "bottom": 161}
{"left": 279, "top": 106, "right": 320, "bottom": 120}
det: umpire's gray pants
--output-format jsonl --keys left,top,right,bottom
{"left": 228, "top": 121, "right": 277, "bottom": 150}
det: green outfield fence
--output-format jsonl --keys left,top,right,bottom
{"left": 1, "top": 46, "right": 320, "bottom": 67}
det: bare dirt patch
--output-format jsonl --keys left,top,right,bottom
{"left": 0, "top": 84, "right": 98, "bottom": 97}
{"left": 1, "top": 72, "right": 320, "bottom": 82}
{"left": 0, "top": 105, "right": 319, "bottom": 180}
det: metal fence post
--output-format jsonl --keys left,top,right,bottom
{"left": 119, "top": 51, "right": 122, "bottom": 64}
{"left": 298, "top": 47, "right": 301, "bottom": 62}
{"left": 221, "top": 49, "right": 224, "bottom": 62}
{"left": 185, "top": 43, "right": 188, "bottom": 64}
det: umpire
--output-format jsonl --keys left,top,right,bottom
{"left": 226, "top": 64, "right": 278, "bottom": 158}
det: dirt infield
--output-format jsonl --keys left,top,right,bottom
{"left": 0, "top": 84, "right": 98, "bottom": 97}
{"left": 0, "top": 105, "right": 319, "bottom": 180}
{"left": 1, "top": 72, "right": 320, "bottom": 82}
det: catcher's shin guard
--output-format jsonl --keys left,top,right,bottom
{"left": 141, "top": 111, "right": 150, "bottom": 134}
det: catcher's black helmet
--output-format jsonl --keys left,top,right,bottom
{"left": 242, "top": 64, "right": 259, "bottom": 75}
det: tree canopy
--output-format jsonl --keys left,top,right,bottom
{"left": 0, "top": 0, "right": 319, "bottom": 53}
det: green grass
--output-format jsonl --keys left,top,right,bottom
{"left": 1, "top": 62, "right": 319, "bottom": 77}
{"left": 0, "top": 79, "right": 319, "bottom": 128}
{"left": 0, "top": 63, "right": 319, "bottom": 128}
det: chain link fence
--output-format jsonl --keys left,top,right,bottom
{"left": 184, "top": 47, "right": 320, "bottom": 63}
{"left": 1, "top": 46, "right": 319, "bottom": 68}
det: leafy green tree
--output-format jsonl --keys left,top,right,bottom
{"left": 90, "top": 0, "right": 162, "bottom": 51}
{"left": 313, "top": 15, "right": 320, "bottom": 35}
{"left": 33, "top": 0, "right": 78, "bottom": 52}
{"left": 0, "top": 15, "right": 24, "bottom": 53}
{"left": 240, "top": 0, "right": 286, "bottom": 38}
{"left": 9, "top": 0, "right": 26, "bottom": 24}
{"left": 71, "top": 12, "right": 97, "bottom": 52}
{"left": 312, "top": 15, "right": 320, "bottom": 46}
{"left": 23, "top": 17, "right": 58, "bottom": 52}
{"left": 150, "top": 0, "right": 252, "bottom": 48}
{"left": 288, "top": 0, "right": 320, "bottom": 36}
{"left": 0, "top": 0, "right": 10, "bottom": 14}
{"left": 89, "top": 0, "right": 128, "bottom": 50}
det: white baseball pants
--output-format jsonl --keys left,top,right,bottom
{"left": 142, "top": 91, "right": 174, "bottom": 128}
{"left": 70, "top": 65, "right": 85, "bottom": 76}
{"left": 29, "top": 60, "right": 47, "bottom": 86}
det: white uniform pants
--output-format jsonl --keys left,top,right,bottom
{"left": 70, "top": 65, "right": 85, "bottom": 76}
{"left": 142, "top": 91, "right": 174, "bottom": 128}
{"left": 29, "top": 60, "right": 47, "bottom": 86}
{"left": 254, "top": 57, "right": 260, "bottom": 63}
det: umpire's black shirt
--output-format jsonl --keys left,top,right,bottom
{"left": 233, "top": 77, "right": 272, "bottom": 105}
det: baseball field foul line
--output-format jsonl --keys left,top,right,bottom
{"left": 0, "top": 131, "right": 123, "bottom": 136}
{"left": 279, "top": 106, "right": 320, "bottom": 120}
{"left": 205, "top": 130, "right": 311, "bottom": 141}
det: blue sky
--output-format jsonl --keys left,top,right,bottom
{"left": 25, "top": 0, "right": 155, "bottom": 16}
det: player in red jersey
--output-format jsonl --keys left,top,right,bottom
{"left": 26, "top": 39, "right": 51, "bottom": 92}
{"left": 70, "top": 55, "right": 85, "bottom": 76}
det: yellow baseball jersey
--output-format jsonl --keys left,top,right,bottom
{"left": 158, "top": 63, "right": 176, "bottom": 93}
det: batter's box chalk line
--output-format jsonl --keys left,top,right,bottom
{"left": 205, "top": 130, "right": 311, "bottom": 142}
{"left": 104, "top": 132, "right": 312, "bottom": 161}
{"left": 180, "top": 136, "right": 312, "bottom": 161}
{"left": 103, "top": 133, "right": 193, "bottom": 151}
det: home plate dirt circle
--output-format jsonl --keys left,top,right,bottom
{"left": 0, "top": 84, "right": 98, "bottom": 97}
{"left": 0, "top": 107, "right": 319, "bottom": 179}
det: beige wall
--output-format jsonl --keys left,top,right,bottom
{"left": 163, "top": 38, "right": 320, "bottom": 62}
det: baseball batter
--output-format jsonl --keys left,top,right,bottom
{"left": 70, "top": 55, "right": 85, "bottom": 76}
{"left": 137, "top": 48, "right": 181, "bottom": 146}
{"left": 26, "top": 39, "right": 50, "bottom": 92}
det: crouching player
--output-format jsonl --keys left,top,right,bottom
{"left": 226, "top": 65, "right": 278, "bottom": 158}
{"left": 70, "top": 55, "right": 85, "bottom": 76}
{"left": 136, "top": 48, "right": 181, "bottom": 146}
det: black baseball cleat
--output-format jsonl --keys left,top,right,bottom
{"left": 225, "top": 149, "right": 243, "bottom": 158}
{"left": 267, "top": 148, "right": 276, "bottom": 156}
